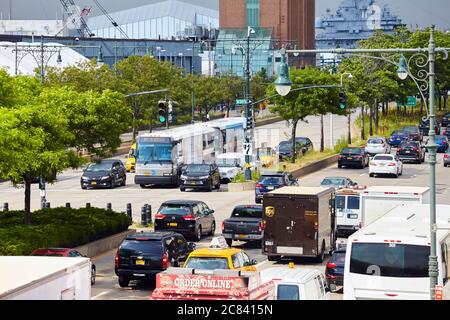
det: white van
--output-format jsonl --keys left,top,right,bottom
{"left": 260, "top": 267, "right": 330, "bottom": 300}
{"left": 335, "top": 188, "right": 366, "bottom": 237}
{"left": 344, "top": 204, "right": 450, "bottom": 300}
{"left": 215, "top": 153, "right": 244, "bottom": 182}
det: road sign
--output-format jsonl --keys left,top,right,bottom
{"left": 236, "top": 99, "right": 249, "bottom": 105}
{"left": 397, "top": 96, "right": 417, "bottom": 107}
{"left": 243, "top": 143, "right": 253, "bottom": 156}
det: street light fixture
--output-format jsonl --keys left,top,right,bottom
{"left": 274, "top": 48, "right": 292, "bottom": 97}
{"left": 397, "top": 54, "right": 409, "bottom": 80}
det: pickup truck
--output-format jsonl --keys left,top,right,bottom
{"left": 221, "top": 205, "right": 263, "bottom": 247}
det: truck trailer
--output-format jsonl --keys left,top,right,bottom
{"left": 0, "top": 256, "right": 92, "bottom": 300}
{"left": 262, "top": 187, "right": 336, "bottom": 262}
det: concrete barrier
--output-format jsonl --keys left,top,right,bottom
{"left": 228, "top": 181, "right": 257, "bottom": 192}
{"left": 74, "top": 229, "right": 136, "bottom": 258}
{"left": 290, "top": 155, "right": 338, "bottom": 178}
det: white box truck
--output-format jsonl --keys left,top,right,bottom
{"left": 0, "top": 256, "right": 92, "bottom": 300}
{"left": 360, "top": 186, "right": 430, "bottom": 227}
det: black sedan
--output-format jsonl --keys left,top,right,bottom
{"left": 180, "top": 163, "right": 221, "bottom": 192}
{"left": 337, "top": 147, "right": 369, "bottom": 169}
{"left": 115, "top": 231, "right": 196, "bottom": 287}
{"left": 325, "top": 246, "right": 346, "bottom": 292}
{"left": 154, "top": 200, "right": 216, "bottom": 241}
{"left": 402, "top": 126, "right": 422, "bottom": 142}
{"left": 80, "top": 159, "right": 126, "bottom": 189}
{"left": 397, "top": 141, "right": 426, "bottom": 163}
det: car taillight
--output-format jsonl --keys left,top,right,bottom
{"left": 326, "top": 262, "right": 337, "bottom": 269}
{"left": 256, "top": 184, "right": 263, "bottom": 188}
{"left": 182, "top": 214, "right": 196, "bottom": 220}
{"left": 388, "top": 162, "right": 396, "bottom": 166}
{"left": 162, "top": 252, "right": 168, "bottom": 270}
{"left": 397, "top": 148, "right": 403, "bottom": 152}
{"left": 314, "top": 222, "right": 318, "bottom": 231}
{"left": 115, "top": 249, "right": 119, "bottom": 269}
{"left": 444, "top": 154, "right": 449, "bottom": 159}
{"left": 258, "top": 221, "right": 266, "bottom": 232}
{"left": 355, "top": 156, "right": 362, "bottom": 159}
{"left": 413, "top": 148, "right": 419, "bottom": 152}
{"left": 221, "top": 221, "right": 225, "bottom": 230}
{"left": 338, "top": 155, "right": 343, "bottom": 159}
{"left": 155, "top": 213, "right": 166, "bottom": 219}
{"left": 370, "top": 161, "right": 377, "bottom": 166}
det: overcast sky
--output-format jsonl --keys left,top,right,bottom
{"left": 0, "top": 0, "right": 448, "bottom": 29}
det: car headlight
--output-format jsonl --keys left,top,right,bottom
{"left": 199, "top": 176, "right": 210, "bottom": 180}
{"left": 101, "top": 176, "right": 111, "bottom": 180}
{"left": 163, "top": 173, "right": 173, "bottom": 176}
{"left": 180, "top": 175, "right": 187, "bottom": 180}
{"left": 81, "top": 176, "right": 89, "bottom": 181}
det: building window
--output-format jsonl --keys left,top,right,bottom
{"left": 246, "top": 0, "right": 260, "bottom": 28}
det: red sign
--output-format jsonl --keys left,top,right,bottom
{"left": 435, "top": 285, "right": 443, "bottom": 300}
{"left": 157, "top": 274, "right": 246, "bottom": 290}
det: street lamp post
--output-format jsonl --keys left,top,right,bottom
{"left": 244, "top": 26, "right": 256, "bottom": 180}
{"left": 282, "top": 26, "right": 450, "bottom": 300}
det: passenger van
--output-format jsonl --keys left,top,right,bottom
{"left": 261, "top": 266, "right": 330, "bottom": 300}
{"left": 335, "top": 188, "right": 366, "bottom": 237}
{"left": 344, "top": 204, "right": 450, "bottom": 300}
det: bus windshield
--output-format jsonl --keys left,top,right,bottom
{"left": 136, "top": 143, "right": 172, "bottom": 164}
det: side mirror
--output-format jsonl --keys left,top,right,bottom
{"left": 188, "top": 243, "right": 196, "bottom": 251}
{"left": 251, "top": 259, "right": 258, "bottom": 266}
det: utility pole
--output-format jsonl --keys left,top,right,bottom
{"left": 244, "top": 26, "right": 254, "bottom": 181}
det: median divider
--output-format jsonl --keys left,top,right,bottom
{"left": 290, "top": 154, "right": 339, "bottom": 178}
{"left": 75, "top": 229, "right": 136, "bottom": 258}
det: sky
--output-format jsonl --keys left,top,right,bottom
{"left": 0, "top": 0, "right": 448, "bottom": 30}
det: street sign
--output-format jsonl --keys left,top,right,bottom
{"left": 397, "top": 96, "right": 417, "bottom": 107}
{"left": 236, "top": 99, "right": 249, "bottom": 105}
{"left": 243, "top": 143, "right": 253, "bottom": 156}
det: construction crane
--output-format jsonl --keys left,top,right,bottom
{"left": 92, "top": 0, "right": 129, "bottom": 39}
{"left": 59, "top": 0, "right": 95, "bottom": 37}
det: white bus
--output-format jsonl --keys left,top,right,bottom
{"left": 134, "top": 117, "right": 246, "bottom": 187}
{"left": 344, "top": 204, "right": 450, "bottom": 300}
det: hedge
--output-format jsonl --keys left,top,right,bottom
{"left": 0, "top": 207, "right": 132, "bottom": 255}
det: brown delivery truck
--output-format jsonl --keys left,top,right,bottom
{"left": 262, "top": 187, "right": 336, "bottom": 262}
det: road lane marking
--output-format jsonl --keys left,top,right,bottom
{"left": 91, "top": 290, "right": 114, "bottom": 300}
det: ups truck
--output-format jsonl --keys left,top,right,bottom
{"left": 262, "top": 187, "right": 336, "bottom": 262}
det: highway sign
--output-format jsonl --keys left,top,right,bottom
{"left": 397, "top": 96, "right": 417, "bottom": 107}
{"left": 236, "top": 99, "right": 249, "bottom": 105}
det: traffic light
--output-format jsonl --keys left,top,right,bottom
{"left": 158, "top": 100, "right": 167, "bottom": 123}
{"left": 246, "top": 114, "right": 254, "bottom": 129}
{"left": 338, "top": 92, "right": 347, "bottom": 110}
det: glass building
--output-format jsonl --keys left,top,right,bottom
{"left": 88, "top": 0, "right": 219, "bottom": 40}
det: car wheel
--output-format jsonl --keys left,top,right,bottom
{"left": 140, "top": 184, "right": 146, "bottom": 189}
{"left": 195, "top": 226, "right": 202, "bottom": 242}
{"left": 208, "top": 181, "right": 213, "bottom": 192}
{"left": 118, "top": 276, "right": 129, "bottom": 288}
{"left": 209, "top": 222, "right": 215, "bottom": 236}
{"left": 360, "top": 161, "right": 364, "bottom": 169}
{"left": 81, "top": 186, "right": 87, "bottom": 190}
{"left": 268, "top": 255, "right": 281, "bottom": 262}
{"left": 215, "top": 181, "right": 220, "bottom": 190}
{"left": 109, "top": 179, "right": 115, "bottom": 189}
{"left": 255, "top": 198, "right": 261, "bottom": 204}
{"left": 225, "top": 238, "right": 233, "bottom": 247}
{"left": 338, "top": 163, "right": 342, "bottom": 169}
{"left": 369, "top": 173, "right": 374, "bottom": 178}
{"left": 121, "top": 178, "right": 126, "bottom": 187}
{"left": 180, "top": 187, "right": 186, "bottom": 192}
{"left": 91, "top": 266, "right": 96, "bottom": 285}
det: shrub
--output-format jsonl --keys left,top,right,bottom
{"left": 0, "top": 207, "right": 132, "bottom": 255}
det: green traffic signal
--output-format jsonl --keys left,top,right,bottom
{"left": 338, "top": 92, "right": 347, "bottom": 110}
{"left": 159, "top": 115, "right": 166, "bottom": 123}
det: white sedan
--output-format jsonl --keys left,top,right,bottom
{"left": 365, "top": 137, "right": 391, "bottom": 156}
{"left": 369, "top": 154, "right": 403, "bottom": 178}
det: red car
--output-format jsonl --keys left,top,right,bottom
{"left": 31, "top": 248, "right": 96, "bottom": 285}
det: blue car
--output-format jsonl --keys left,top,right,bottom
{"left": 435, "top": 135, "right": 449, "bottom": 153}
{"left": 388, "top": 130, "right": 410, "bottom": 147}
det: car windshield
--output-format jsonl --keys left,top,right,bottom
{"left": 368, "top": 138, "right": 384, "bottom": 144}
{"left": 185, "top": 164, "right": 210, "bottom": 174}
{"left": 85, "top": 162, "right": 112, "bottom": 172}
{"left": 374, "top": 155, "right": 394, "bottom": 161}
{"left": 341, "top": 148, "right": 362, "bottom": 155}
{"left": 400, "top": 142, "right": 419, "bottom": 148}
{"left": 158, "top": 204, "right": 191, "bottom": 215}
{"left": 294, "top": 138, "right": 308, "bottom": 145}
{"left": 277, "top": 284, "right": 300, "bottom": 300}
{"left": 392, "top": 131, "right": 406, "bottom": 136}
{"left": 120, "top": 240, "right": 164, "bottom": 254}
{"left": 350, "top": 243, "right": 430, "bottom": 278}
{"left": 321, "top": 178, "right": 345, "bottom": 186}
{"left": 136, "top": 143, "right": 172, "bottom": 164}
{"left": 259, "top": 176, "right": 283, "bottom": 185}
{"left": 184, "top": 257, "right": 230, "bottom": 270}
{"left": 231, "top": 206, "right": 262, "bottom": 218}
{"left": 278, "top": 142, "right": 293, "bottom": 152}
{"left": 216, "top": 158, "right": 240, "bottom": 167}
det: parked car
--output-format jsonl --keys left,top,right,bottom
{"left": 444, "top": 149, "right": 450, "bottom": 167}
{"left": 154, "top": 200, "right": 216, "bottom": 241}
{"left": 320, "top": 177, "right": 357, "bottom": 190}
{"left": 114, "top": 231, "right": 196, "bottom": 287}
{"left": 221, "top": 205, "right": 263, "bottom": 247}
{"left": 80, "top": 159, "right": 126, "bottom": 189}
{"left": 277, "top": 138, "right": 311, "bottom": 160}
{"left": 396, "top": 141, "right": 426, "bottom": 163}
{"left": 261, "top": 267, "right": 330, "bottom": 300}
{"left": 388, "top": 130, "right": 410, "bottom": 147}
{"left": 402, "top": 126, "right": 422, "bottom": 142}
{"left": 419, "top": 118, "right": 440, "bottom": 136}
{"left": 290, "top": 137, "right": 314, "bottom": 153}
{"left": 325, "top": 246, "right": 346, "bottom": 292}
{"left": 180, "top": 163, "right": 221, "bottom": 192}
{"left": 255, "top": 171, "right": 298, "bottom": 204}
{"left": 369, "top": 154, "right": 403, "bottom": 178}
{"left": 31, "top": 248, "right": 96, "bottom": 285}
{"left": 441, "top": 112, "right": 450, "bottom": 128}
{"left": 183, "top": 236, "right": 257, "bottom": 271}
{"left": 216, "top": 153, "right": 244, "bottom": 183}
{"left": 365, "top": 137, "right": 391, "bottom": 156}
{"left": 435, "top": 135, "right": 449, "bottom": 153}
{"left": 337, "top": 147, "right": 369, "bottom": 169}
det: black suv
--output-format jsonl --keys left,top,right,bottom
{"left": 419, "top": 118, "right": 440, "bottom": 136}
{"left": 402, "top": 126, "right": 422, "bottom": 142}
{"left": 154, "top": 200, "right": 216, "bottom": 241}
{"left": 397, "top": 141, "right": 426, "bottom": 163}
{"left": 277, "top": 137, "right": 313, "bottom": 159}
{"left": 180, "top": 163, "right": 221, "bottom": 192}
{"left": 81, "top": 159, "right": 126, "bottom": 189}
{"left": 115, "top": 231, "right": 195, "bottom": 287}
{"left": 255, "top": 172, "right": 298, "bottom": 204}
{"left": 338, "top": 147, "right": 369, "bottom": 169}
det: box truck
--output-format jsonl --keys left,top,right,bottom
{"left": 0, "top": 256, "right": 92, "bottom": 300}
{"left": 360, "top": 186, "right": 430, "bottom": 227}
{"left": 262, "top": 187, "right": 336, "bottom": 262}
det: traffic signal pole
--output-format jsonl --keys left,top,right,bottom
{"left": 244, "top": 28, "right": 252, "bottom": 181}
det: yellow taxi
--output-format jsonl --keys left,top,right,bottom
{"left": 125, "top": 143, "right": 136, "bottom": 173}
{"left": 182, "top": 237, "right": 258, "bottom": 272}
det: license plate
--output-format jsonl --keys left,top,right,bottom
{"left": 91, "top": 181, "right": 97, "bottom": 185}
{"left": 135, "top": 259, "right": 145, "bottom": 265}
{"left": 347, "top": 157, "right": 353, "bottom": 160}
{"left": 265, "top": 241, "right": 274, "bottom": 246}
{"left": 239, "top": 234, "right": 247, "bottom": 239}
{"left": 168, "top": 223, "right": 178, "bottom": 227}
{"left": 267, "top": 186, "right": 274, "bottom": 190}
{"left": 189, "top": 181, "right": 198, "bottom": 185}
{"left": 405, "top": 151, "right": 410, "bottom": 153}
{"left": 397, "top": 138, "right": 401, "bottom": 140}
{"left": 144, "top": 173, "right": 150, "bottom": 176}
